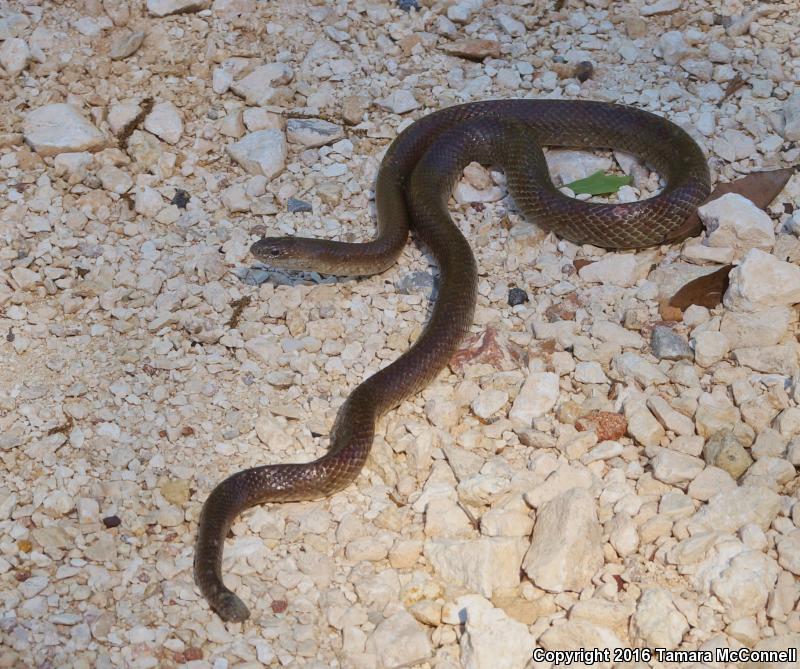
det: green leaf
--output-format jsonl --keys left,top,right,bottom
{"left": 564, "top": 170, "right": 633, "bottom": 196}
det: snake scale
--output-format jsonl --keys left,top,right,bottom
{"left": 194, "top": 99, "right": 711, "bottom": 621}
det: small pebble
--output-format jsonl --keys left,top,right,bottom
{"left": 508, "top": 287, "right": 529, "bottom": 306}
{"left": 287, "top": 197, "right": 313, "bottom": 213}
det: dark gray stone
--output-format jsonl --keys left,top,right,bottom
{"left": 651, "top": 325, "right": 694, "bottom": 361}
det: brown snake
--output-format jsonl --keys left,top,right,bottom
{"left": 194, "top": 99, "right": 710, "bottom": 621}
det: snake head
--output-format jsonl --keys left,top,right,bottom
{"left": 251, "top": 237, "right": 307, "bottom": 270}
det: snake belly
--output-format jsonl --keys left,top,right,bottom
{"left": 194, "top": 99, "right": 711, "bottom": 622}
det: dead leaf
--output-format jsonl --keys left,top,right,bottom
{"left": 718, "top": 73, "right": 747, "bottom": 107}
{"left": 668, "top": 264, "right": 733, "bottom": 310}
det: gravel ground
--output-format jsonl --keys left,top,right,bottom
{"left": 1, "top": 0, "right": 799, "bottom": 668}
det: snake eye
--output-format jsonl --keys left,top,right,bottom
{"left": 268, "top": 247, "right": 281, "bottom": 257}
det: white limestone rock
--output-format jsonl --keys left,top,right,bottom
{"left": 470, "top": 389, "right": 508, "bottom": 420}
{"left": 231, "top": 63, "right": 294, "bottom": 106}
{"left": 546, "top": 149, "right": 612, "bottom": 185}
{"left": 459, "top": 597, "right": 535, "bottom": 669}
{"left": 147, "top": 0, "right": 211, "bottom": 17}
{"left": 657, "top": 31, "right": 689, "bottom": 65}
{"left": 227, "top": 130, "right": 287, "bottom": 179}
{"left": 479, "top": 506, "right": 534, "bottom": 537}
{"left": 720, "top": 307, "right": 792, "bottom": 348}
{"left": 12, "top": 266, "right": 42, "bottom": 290}
{"left": 713, "top": 129, "right": 757, "bottom": 163}
{"left": 614, "top": 353, "right": 668, "bottom": 386}
{"left": 523, "top": 462, "right": 594, "bottom": 509}
{"left": 144, "top": 101, "right": 183, "bottom": 145}
{"left": 134, "top": 186, "right": 164, "bottom": 217}
{"left": 579, "top": 253, "right": 639, "bottom": 287}
{"left": 743, "top": 456, "right": 796, "bottom": 490}
{"left": 424, "top": 537, "right": 527, "bottom": 597}
{"left": 687, "top": 485, "right": 781, "bottom": 535}
{"left": 523, "top": 488, "right": 603, "bottom": 592}
{"left": 650, "top": 447, "right": 704, "bottom": 485}
{"left": 641, "top": 0, "right": 681, "bottom": 16}
{"left": 539, "top": 619, "right": 623, "bottom": 660}
{"left": 574, "top": 361, "right": 609, "bottom": 384}
{"left": 108, "top": 102, "right": 142, "bottom": 136}
{"left": 626, "top": 408, "right": 665, "bottom": 447}
{"left": 23, "top": 104, "right": 106, "bottom": 156}
{"left": 692, "top": 330, "right": 730, "bottom": 367}
{"left": 592, "top": 320, "right": 644, "bottom": 349}
{"left": 454, "top": 182, "right": 505, "bottom": 204}
{"left": 647, "top": 396, "right": 694, "bottom": 436}
{"left": 53, "top": 152, "right": 93, "bottom": 184}
{"left": 0, "top": 37, "right": 29, "bottom": 76}
{"left": 711, "top": 556, "right": 774, "bottom": 618}
{"left": 733, "top": 345, "right": 799, "bottom": 375}
{"left": 424, "top": 498, "right": 474, "bottom": 539}
{"left": 365, "top": 610, "right": 432, "bottom": 668}
{"left": 699, "top": 193, "right": 775, "bottom": 252}
{"left": 724, "top": 249, "right": 800, "bottom": 312}
{"left": 377, "top": 90, "right": 420, "bottom": 115}
{"left": 630, "top": 588, "right": 688, "bottom": 647}
{"left": 97, "top": 165, "right": 133, "bottom": 194}
{"left": 608, "top": 512, "right": 639, "bottom": 557}
{"left": 509, "top": 372, "right": 559, "bottom": 427}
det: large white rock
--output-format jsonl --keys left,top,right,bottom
{"left": 658, "top": 31, "right": 689, "bottom": 65}
{"left": 720, "top": 306, "right": 792, "bottom": 347}
{"left": 546, "top": 149, "right": 612, "bottom": 185}
{"left": 0, "top": 36, "right": 29, "bottom": 76}
{"left": 231, "top": 63, "right": 294, "bottom": 106}
{"left": 699, "top": 193, "right": 775, "bottom": 253}
{"left": 147, "top": 0, "right": 210, "bottom": 16}
{"left": 733, "top": 344, "right": 799, "bottom": 375}
{"left": 523, "top": 488, "right": 603, "bottom": 592}
{"left": 539, "top": 619, "right": 624, "bottom": 659}
{"left": 365, "top": 610, "right": 431, "bottom": 668}
{"left": 144, "top": 101, "right": 183, "bottom": 145}
{"left": 650, "top": 447, "right": 704, "bottom": 485}
{"left": 523, "top": 462, "right": 594, "bottom": 509}
{"left": 509, "top": 372, "right": 559, "bottom": 427}
{"left": 626, "top": 408, "right": 665, "bottom": 447}
{"left": 630, "top": 588, "right": 688, "bottom": 647}
{"left": 23, "top": 104, "right": 106, "bottom": 156}
{"left": 459, "top": 597, "right": 535, "bottom": 669}
{"left": 423, "top": 537, "right": 527, "bottom": 597}
{"left": 227, "top": 130, "right": 287, "bottom": 179}
{"left": 692, "top": 330, "right": 730, "bottom": 367}
{"left": 687, "top": 485, "right": 781, "bottom": 535}
{"left": 377, "top": 89, "right": 420, "bottom": 114}
{"left": 712, "top": 561, "right": 771, "bottom": 618}
{"left": 724, "top": 248, "right": 800, "bottom": 312}
{"left": 578, "top": 253, "right": 639, "bottom": 287}
{"left": 613, "top": 353, "right": 668, "bottom": 386}
{"left": 641, "top": 0, "right": 681, "bottom": 15}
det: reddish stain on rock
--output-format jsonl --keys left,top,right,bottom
{"left": 575, "top": 410, "right": 627, "bottom": 441}
{"left": 450, "top": 327, "right": 527, "bottom": 373}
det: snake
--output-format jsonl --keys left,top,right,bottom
{"left": 194, "top": 99, "right": 710, "bottom": 622}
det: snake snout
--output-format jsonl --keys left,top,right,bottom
{"left": 251, "top": 237, "right": 286, "bottom": 259}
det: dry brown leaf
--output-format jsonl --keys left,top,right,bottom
{"left": 668, "top": 264, "right": 733, "bottom": 310}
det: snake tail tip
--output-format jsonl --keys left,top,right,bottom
{"left": 213, "top": 592, "right": 251, "bottom": 623}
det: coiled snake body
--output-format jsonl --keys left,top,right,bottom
{"left": 194, "top": 99, "right": 710, "bottom": 621}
